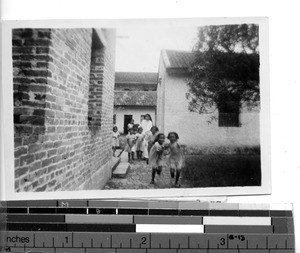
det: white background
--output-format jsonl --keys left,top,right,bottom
{"left": 1, "top": 0, "right": 300, "bottom": 250}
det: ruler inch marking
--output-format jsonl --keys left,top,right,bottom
{"left": 227, "top": 234, "right": 229, "bottom": 249}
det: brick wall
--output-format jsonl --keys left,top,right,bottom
{"left": 13, "top": 28, "right": 116, "bottom": 192}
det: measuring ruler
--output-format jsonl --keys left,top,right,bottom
{"left": 0, "top": 200, "right": 295, "bottom": 253}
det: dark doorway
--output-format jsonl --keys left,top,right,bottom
{"left": 124, "top": 115, "right": 133, "bottom": 134}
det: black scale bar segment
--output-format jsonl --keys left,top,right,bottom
{"left": 239, "top": 210, "right": 270, "bottom": 217}
{"left": 149, "top": 209, "right": 179, "bottom": 216}
{"left": 56, "top": 208, "right": 87, "bottom": 214}
{"left": 7, "top": 208, "right": 28, "bottom": 213}
{"left": 204, "top": 225, "right": 273, "bottom": 234}
{"left": 209, "top": 210, "right": 240, "bottom": 216}
{"left": 118, "top": 209, "right": 148, "bottom": 215}
{"left": 88, "top": 208, "right": 117, "bottom": 214}
{"left": 7, "top": 214, "right": 65, "bottom": 223}
{"left": 67, "top": 224, "right": 136, "bottom": 232}
{"left": 29, "top": 208, "right": 57, "bottom": 214}
{"left": 270, "top": 210, "right": 293, "bottom": 217}
{"left": 180, "top": 210, "right": 209, "bottom": 216}
{"left": 7, "top": 223, "right": 67, "bottom": 231}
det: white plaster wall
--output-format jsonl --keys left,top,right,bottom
{"left": 162, "top": 74, "right": 260, "bottom": 148}
{"left": 114, "top": 107, "right": 156, "bottom": 134}
{"left": 156, "top": 56, "right": 166, "bottom": 131}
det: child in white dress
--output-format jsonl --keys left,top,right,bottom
{"left": 166, "top": 132, "right": 185, "bottom": 187}
{"left": 112, "top": 126, "right": 120, "bottom": 157}
{"left": 149, "top": 133, "right": 166, "bottom": 184}
{"left": 135, "top": 127, "right": 144, "bottom": 160}
{"left": 145, "top": 126, "right": 159, "bottom": 165}
{"left": 124, "top": 128, "right": 136, "bottom": 162}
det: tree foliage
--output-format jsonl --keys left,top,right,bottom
{"left": 187, "top": 24, "right": 260, "bottom": 114}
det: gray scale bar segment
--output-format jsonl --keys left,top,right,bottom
{"left": 272, "top": 218, "right": 294, "bottom": 234}
{"left": 178, "top": 250, "right": 208, "bottom": 253}
{"left": 89, "top": 201, "right": 119, "bottom": 208}
{"left": 269, "top": 250, "right": 295, "bottom": 253}
{"left": 117, "top": 202, "right": 149, "bottom": 208}
{"left": 73, "top": 232, "right": 111, "bottom": 248}
{"left": 205, "top": 225, "right": 273, "bottom": 234}
{"left": 134, "top": 215, "right": 203, "bottom": 224}
{"left": 208, "top": 250, "right": 238, "bottom": 253}
{"left": 3, "top": 248, "right": 24, "bottom": 253}
{"left": 209, "top": 203, "right": 239, "bottom": 210}
{"left": 111, "top": 233, "right": 150, "bottom": 248}
{"left": 178, "top": 202, "right": 209, "bottom": 210}
{"left": 56, "top": 249, "right": 85, "bottom": 253}
{"left": 58, "top": 200, "right": 88, "bottom": 208}
{"left": 239, "top": 250, "right": 269, "bottom": 253}
{"left": 65, "top": 214, "right": 133, "bottom": 224}
{"left": 116, "top": 249, "right": 147, "bottom": 253}
{"left": 27, "top": 200, "right": 58, "bottom": 207}
{"left": 147, "top": 250, "right": 177, "bottom": 253}
{"left": 148, "top": 202, "right": 178, "bottom": 209}
{"left": 23, "top": 248, "right": 55, "bottom": 252}
{"left": 87, "top": 250, "right": 116, "bottom": 253}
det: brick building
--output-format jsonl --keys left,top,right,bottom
{"left": 157, "top": 49, "right": 260, "bottom": 153}
{"left": 13, "top": 28, "right": 116, "bottom": 192}
{"left": 114, "top": 72, "right": 157, "bottom": 134}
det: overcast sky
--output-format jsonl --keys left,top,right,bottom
{"left": 115, "top": 26, "right": 199, "bottom": 73}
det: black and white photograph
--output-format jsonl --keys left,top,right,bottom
{"left": 1, "top": 18, "right": 271, "bottom": 199}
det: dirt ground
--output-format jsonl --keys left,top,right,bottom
{"left": 104, "top": 158, "right": 194, "bottom": 190}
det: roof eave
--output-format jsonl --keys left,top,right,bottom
{"left": 166, "top": 67, "right": 190, "bottom": 75}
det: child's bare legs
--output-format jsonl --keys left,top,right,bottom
{"left": 170, "top": 167, "right": 175, "bottom": 178}
{"left": 151, "top": 166, "right": 162, "bottom": 184}
{"left": 157, "top": 166, "right": 162, "bottom": 175}
{"left": 175, "top": 167, "right": 181, "bottom": 187}
{"left": 150, "top": 167, "right": 156, "bottom": 184}
{"left": 128, "top": 152, "right": 131, "bottom": 162}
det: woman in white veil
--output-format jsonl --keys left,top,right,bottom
{"left": 140, "top": 114, "right": 153, "bottom": 161}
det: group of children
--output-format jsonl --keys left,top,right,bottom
{"left": 112, "top": 125, "right": 184, "bottom": 187}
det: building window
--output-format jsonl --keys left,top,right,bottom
{"left": 219, "top": 113, "right": 240, "bottom": 127}
{"left": 88, "top": 29, "right": 104, "bottom": 129}
{"left": 218, "top": 94, "right": 240, "bottom": 127}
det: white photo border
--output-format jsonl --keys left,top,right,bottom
{"left": 0, "top": 17, "right": 271, "bottom": 200}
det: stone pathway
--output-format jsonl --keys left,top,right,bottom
{"left": 104, "top": 155, "right": 194, "bottom": 190}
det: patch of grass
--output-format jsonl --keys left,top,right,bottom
{"left": 182, "top": 154, "right": 261, "bottom": 187}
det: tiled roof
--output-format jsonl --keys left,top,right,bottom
{"left": 115, "top": 72, "right": 158, "bottom": 84}
{"left": 114, "top": 91, "right": 157, "bottom": 106}
{"left": 163, "top": 49, "right": 196, "bottom": 70}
